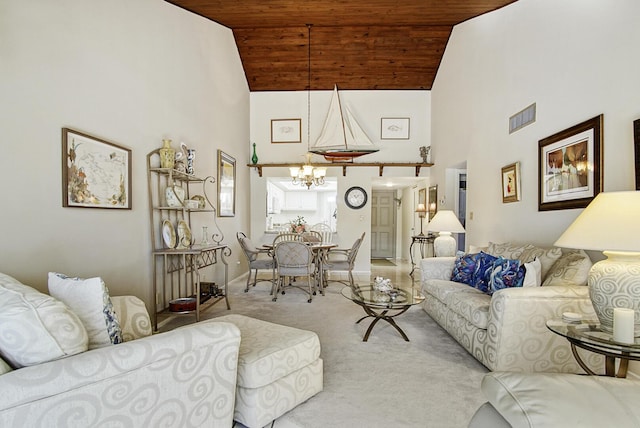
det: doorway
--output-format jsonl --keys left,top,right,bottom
{"left": 370, "top": 190, "right": 396, "bottom": 259}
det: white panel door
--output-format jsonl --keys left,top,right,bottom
{"left": 371, "top": 190, "right": 396, "bottom": 259}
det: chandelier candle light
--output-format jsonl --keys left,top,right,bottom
{"left": 427, "top": 210, "right": 465, "bottom": 257}
{"left": 290, "top": 153, "right": 326, "bottom": 189}
{"left": 554, "top": 191, "right": 640, "bottom": 335}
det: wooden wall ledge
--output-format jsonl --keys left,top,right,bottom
{"left": 247, "top": 162, "right": 433, "bottom": 177}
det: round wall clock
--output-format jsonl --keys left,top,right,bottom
{"left": 345, "top": 186, "right": 368, "bottom": 209}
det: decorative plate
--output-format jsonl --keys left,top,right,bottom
{"left": 165, "top": 184, "right": 186, "bottom": 207}
{"left": 177, "top": 220, "right": 192, "bottom": 248}
{"left": 162, "top": 220, "right": 176, "bottom": 248}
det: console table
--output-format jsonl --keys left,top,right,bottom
{"left": 409, "top": 234, "right": 435, "bottom": 277}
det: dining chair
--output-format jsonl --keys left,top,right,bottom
{"left": 310, "top": 223, "right": 333, "bottom": 244}
{"left": 273, "top": 241, "right": 316, "bottom": 303}
{"left": 236, "top": 232, "right": 277, "bottom": 294}
{"left": 272, "top": 232, "right": 303, "bottom": 246}
{"left": 322, "top": 232, "right": 365, "bottom": 289}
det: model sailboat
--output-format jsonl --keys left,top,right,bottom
{"left": 309, "top": 85, "right": 379, "bottom": 162}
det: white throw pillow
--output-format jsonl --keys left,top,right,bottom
{"left": 0, "top": 273, "right": 88, "bottom": 368}
{"left": 48, "top": 273, "right": 123, "bottom": 349}
{"left": 523, "top": 258, "right": 542, "bottom": 287}
{"left": 542, "top": 250, "right": 592, "bottom": 287}
{"left": 518, "top": 246, "right": 563, "bottom": 281}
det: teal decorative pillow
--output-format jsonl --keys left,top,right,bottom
{"left": 472, "top": 252, "right": 498, "bottom": 293}
{"left": 48, "top": 273, "right": 123, "bottom": 349}
{"left": 451, "top": 253, "right": 480, "bottom": 286}
{"left": 489, "top": 257, "right": 525, "bottom": 294}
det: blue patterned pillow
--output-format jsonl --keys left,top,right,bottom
{"left": 451, "top": 253, "right": 480, "bottom": 286}
{"left": 472, "top": 252, "right": 498, "bottom": 293}
{"left": 489, "top": 257, "right": 525, "bottom": 294}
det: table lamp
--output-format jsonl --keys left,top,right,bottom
{"left": 427, "top": 210, "right": 465, "bottom": 257}
{"left": 554, "top": 191, "right": 640, "bottom": 334}
{"left": 415, "top": 203, "right": 428, "bottom": 236}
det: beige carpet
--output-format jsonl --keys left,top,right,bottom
{"left": 160, "top": 276, "right": 489, "bottom": 428}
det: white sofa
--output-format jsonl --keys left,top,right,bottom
{"left": 0, "top": 273, "right": 242, "bottom": 427}
{"left": 420, "top": 242, "right": 603, "bottom": 373}
{"left": 468, "top": 372, "right": 640, "bottom": 428}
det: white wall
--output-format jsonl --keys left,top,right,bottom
{"left": 248, "top": 90, "right": 431, "bottom": 271}
{"left": 431, "top": 0, "right": 640, "bottom": 249}
{"left": 0, "top": 0, "right": 250, "bottom": 309}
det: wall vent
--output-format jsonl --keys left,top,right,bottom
{"left": 509, "top": 103, "right": 536, "bottom": 134}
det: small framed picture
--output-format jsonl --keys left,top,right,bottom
{"left": 538, "top": 115, "right": 603, "bottom": 211}
{"left": 217, "top": 150, "right": 236, "bottom": 217}
{"left": 381, "top": 117, "right": 410, "bottom": 140}
{"left": 62, "top": 128, "right": 131, "bottom": 209}
{"left": 501, "top": 162, "right": 521, "bottom": 203}
{"left": 271, "top": 119, "right": 302, "bottom": 143}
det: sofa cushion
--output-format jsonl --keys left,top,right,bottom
{"left": 518, "top": 245, "right": 563, "bottom": 280}
{"left": 489, "top": 257, "right": 525, "bottom": 294}
{"left": 48, "top": 273, "right": 123, "bottom": 349}
{"left": 447, "top": 290, "right": 491, "bottom": 329}
{"left": 542, "top": 249, "right": 592, "bottom": 287}
{"left": 487, "top": 242, "right": 527, "bottom": 260}
{"left": 523, "top": 258, "right": 542, "bottom": 287}
{"left": 0, "top": 273, "right": 88, "bottom": 368}
{"left": 472, "top": 252, "right": 499, "bottom": 293}
{"left": 423, "top": 279, "right": 483, "bottom": 304}
{"left": 213, "top": 314, "right": 321, "bottom": 389}
{"left": 451, "top": 252, "right": 481, "bottom": 286}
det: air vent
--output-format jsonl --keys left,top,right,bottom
{"left": 509, "top": 103, "right": 536, "bottom": 134}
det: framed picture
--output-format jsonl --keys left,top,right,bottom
{"left": 428, "top": 185, "right": 438, "bottom": 221}
{"left": 538, "top": 115, "right": 603, "bottom": 211}
{"left": 217, "top": 150, "right": 236, "bottom": 217}
{"left": 62, "top": 128, "right": 131, "bottom": 209}
{"left": 501, "top": 162, "right": 521, "bottom": 203}
{"left": 271, "top": 119, "right": 301, "bottom": 143}
{"left": 381, "top": 117, "right": 410, "bottom": 140}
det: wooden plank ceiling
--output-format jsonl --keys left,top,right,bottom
{"left": 167, "top": 0, "right": 517, "bottom": 91}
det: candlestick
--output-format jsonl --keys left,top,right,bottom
{"left": 613, "top": 308, "right": 635, "bottom": 344}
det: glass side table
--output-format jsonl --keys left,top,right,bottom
{"left": 546, "top": 319, "right": 640, "bottom": 377}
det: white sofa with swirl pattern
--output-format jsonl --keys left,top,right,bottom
{"left": 0, "top": 272, "right": 242, "bottom": 427}
{"left": 420, "top": 242, "right": 604, "bottom": 373}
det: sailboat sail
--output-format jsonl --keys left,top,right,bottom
{"left": 310, "top": 85, "right": 379, "bottom": 161}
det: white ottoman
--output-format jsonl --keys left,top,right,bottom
{"left": 214, "top": 314, "right": 323, "bottom": 428}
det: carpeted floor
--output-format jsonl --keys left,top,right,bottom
{"left": 160, "top": 272, "right": 488, "bottom": 428}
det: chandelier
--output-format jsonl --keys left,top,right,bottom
{"left": 289, "top": 24, "right": 326, "bottom": 189}
{"left": 290, "top": 154, "right": 326, "bottom": 189}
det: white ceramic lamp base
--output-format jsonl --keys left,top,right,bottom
{"left": 589, "top": 251, "right": 640, "bottom": 335}
{"left": 433, "top": 232, "right": 457, "bottom": 257}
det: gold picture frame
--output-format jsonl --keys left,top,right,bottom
{"left": 217, "top": 150, "right": 236, "bottom": 217}
{"left": 501, "top": 162, "right": 521, "bottom": 203}
{"left": 62, "top": 128, "right": 131, "bottom": 209}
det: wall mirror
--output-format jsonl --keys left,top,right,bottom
{"left": 428, "top": 185, "right": 438, "bottom": 221}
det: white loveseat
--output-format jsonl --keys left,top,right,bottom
{"left": 420, "top": 242, "right": 603, "bottom": 373}
{"left": 0, "top": 273, "right": 242, "bottom": 427}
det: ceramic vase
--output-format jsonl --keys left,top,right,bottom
{"left": 159, "top": 139, "right": 175, "bottom": 169}
{"left": 252, "top": 143, "right": 259, "bottom": 164}
{"left": 186, "top": 149, "right": 196, "bottom": 175}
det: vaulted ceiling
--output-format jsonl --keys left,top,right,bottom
{"left": 167, "top": 1, "right": 517, "bottom": 91}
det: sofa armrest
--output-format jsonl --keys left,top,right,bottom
{"left": 484, "top": 285, "right": 602, "bottom": 372}
{"left": 111, "top": 295, "right": 152, "bottom": 341}
{"left": 420, "top": 257, "right": 456, "bottom": 283}
{"left": 0, "top": 320, "right": 241, "bottom": 427}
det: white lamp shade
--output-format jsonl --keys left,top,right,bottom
{"left": 427, "top": 210, "right": 465, "bottom": 234}
{"left": 554, "top": 191, "right": 640, "bottom": 252}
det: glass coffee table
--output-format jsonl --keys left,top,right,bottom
{"left": 342, "top": 285, "right": 425, "bottom": 342}
{"left": 547, "top": 319, "right": 640, "bottom": 377}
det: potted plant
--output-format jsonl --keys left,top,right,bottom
{"left": 291, "top": 216, "right": 307, "bottom": 233}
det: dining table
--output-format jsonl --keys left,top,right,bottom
{"left": 263, "top": 241, "right": 337, "bottom": 296}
